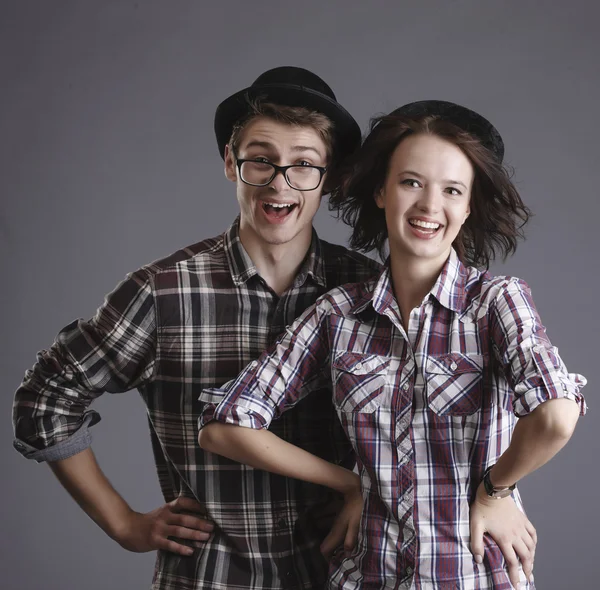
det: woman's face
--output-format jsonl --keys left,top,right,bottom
{"left": 376, "top": 133, "right": 474, "bottom": 268}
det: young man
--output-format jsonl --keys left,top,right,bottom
{"left": 12, "top": 67, "right": 381, "bottom": 590}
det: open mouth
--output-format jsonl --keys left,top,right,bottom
{"left": 262, "top": 202, "right": 298, "bottom": 219}
{"left": 408, "top": 218, "right": 442, "bottom": 235}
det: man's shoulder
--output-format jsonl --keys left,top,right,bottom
{"left": 136, "top": 232, "right": 227, "bottom": 282}
{"left": 319, "top": 239, "right": 382, "bottom": 283}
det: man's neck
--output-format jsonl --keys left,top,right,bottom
{"left": 239, "top": 228, "right": 313, "bottom": 297}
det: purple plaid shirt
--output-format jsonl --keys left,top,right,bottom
{"left": 12, "top": 218, "right": 381, "bottom": 590}
{"left": 200, "top": 249, "right": 587, "bottom": 590}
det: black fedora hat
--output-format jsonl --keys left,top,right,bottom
{"left": 214, "top": 66, "right": 361, "bottom": 160}
{"left": 390, "top": 100, "right": 505, "bottom": 162}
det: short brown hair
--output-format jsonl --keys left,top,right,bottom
{"left": 228, "top": 97, "right": 336, "bottom": 163}
{"left": 329, "top": 113, "right": 531, "bottom": 268}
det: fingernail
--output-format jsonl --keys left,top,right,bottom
{"left": 475, "top": 554, "right": 483, "bottom": 564}
{"left": 185, "top": 548, "right": 194, "bottom": 556}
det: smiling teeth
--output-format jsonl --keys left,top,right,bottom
{"left": 267, "top": 203, "right": 294, "bottom": 209}
{"left": 410, "top": 219, "right": 440, "bottom": 229}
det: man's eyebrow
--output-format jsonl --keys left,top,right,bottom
{"left": 243, "top": 140, "right": 276, "bottom": 151}
{"left": 242, "top": 141, "right": 324, "bottom": 159}
{"left": 289, "top": 145, "right": 324, "bottom": 158}
{"left": 398, "top": 170, "right": 468, "bottom": 190}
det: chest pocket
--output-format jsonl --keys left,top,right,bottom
{"left": 425, "top": 353, "right": 483, "bottom": 416}
{"left": 332, "top": 352, "right": 391, "bottom": 413}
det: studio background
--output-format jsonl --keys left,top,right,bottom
{"left": 1, "top": 1, "right": 598, "bottom": 588}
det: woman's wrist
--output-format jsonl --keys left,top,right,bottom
{"left": 332, "top": 466, "right": 361, "bottom": 495}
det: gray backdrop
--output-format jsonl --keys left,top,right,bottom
{"left": 1, "top": 1, "right": 598, "bottom": 589}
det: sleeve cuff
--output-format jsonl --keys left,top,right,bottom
{"left": 13, "top": 411, "right": 101, "bottom": 463}
{"left": 513, "top": 346, "right": 587, "bottom": 417}
{"left": 199, "top": 402, "right": 268, "bottom": 431}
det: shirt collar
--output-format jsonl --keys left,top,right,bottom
{"left": 224, "top": 217, "right": 327, "bottom": 288}
{"left": 429, "top": 248, "right": 469, "bottom": 313}
{"left": 350, "top": 248, "right": 469, "bottom": 316}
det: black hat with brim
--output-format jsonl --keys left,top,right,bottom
{"left": 214, "top": 66, "right": 362, "bottom": 161}
{"left": 390, "top": 100, "right": 505, "bottom": 162}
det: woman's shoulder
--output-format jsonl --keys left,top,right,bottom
{"left": 315, "top": 277, "right": 378, "bottom": 316}
{"left": 462, "top": 267, "right": 533, "bottom": 318}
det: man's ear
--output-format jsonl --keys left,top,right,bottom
{"left": 224, "top": 145, "right": 237, "bottom": 182}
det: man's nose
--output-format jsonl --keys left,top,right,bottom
{"left": 269, "top": 169, "right": 290, "bottom": 191}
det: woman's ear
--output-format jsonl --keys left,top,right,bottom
{"left": 463, "top": 204, "right": 470, "bottom": 224}
{"left": 375, "top": 189, "right": 385, "bottom": 209}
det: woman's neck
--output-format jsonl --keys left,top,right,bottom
{"left": 389, "top": 252, "right": 446, "bottom": 331}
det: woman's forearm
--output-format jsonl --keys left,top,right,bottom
{"left": 199, "top": 422, "right": 358, "bottom": 493}
{"left": 489, "top": 397, "right": 580, "bottom": 488}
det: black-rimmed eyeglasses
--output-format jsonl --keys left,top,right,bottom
{"left": 235, "top": 157, "right": 327, "bottom": 191}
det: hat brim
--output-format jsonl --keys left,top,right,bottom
{"left": 214, "top": 83, "right": 362, "bottom": 161}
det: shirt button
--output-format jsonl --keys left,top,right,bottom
{"left": 402, "top": 383, "right": 409, "bottom": 391}
{"left": 450, "top": 361, "right": 458, "bottom": 371}
{"left": 355, "top": 362, "right": 363, "bottom": 371}
{"left": 406, "top": 566, "right": 413, "bottom": 575}
{"left": 249, "top": 361, "right": 258, "bottom": 369}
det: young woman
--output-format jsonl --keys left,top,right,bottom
{"left": 198, "top": 101, "right": 586, "bottom": 589}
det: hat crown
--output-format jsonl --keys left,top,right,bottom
{"left": 251, "top": 66, "right": 336, "bottom": 101}
{"left": 390, "top": 100, "right": 505, "bottom": 162}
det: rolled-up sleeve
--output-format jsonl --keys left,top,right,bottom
{"left": 199, "top": 298, "right": 331, "bottom": 432}
{"left": 13, "top": 269, "right": 157, "bottom": 462}
{"left": 490, "top": 278, "right": 587, "bottom": 417}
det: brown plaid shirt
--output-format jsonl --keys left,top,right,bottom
{"left": 12, "top": 217, "right": 381, "bottom": 590}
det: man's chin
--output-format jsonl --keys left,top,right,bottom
{"left": 259, "top": 233, "right": 297, "bottom": 247}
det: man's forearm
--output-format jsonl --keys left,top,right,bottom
{"left": 489, "top": 397, "right": 580, "bottom": 488}
{"left": 48, "top": 447, "right": 134, "bottom": 541}
{"left": 199, "top": 422, "right": 358, "bottom": 493}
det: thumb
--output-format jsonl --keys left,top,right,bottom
{"left": 320, "top": 519, "right": 345, "bottom": 560}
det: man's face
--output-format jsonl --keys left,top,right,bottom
{"left": 224, "top": 117, "right": 328, "bottom": 250}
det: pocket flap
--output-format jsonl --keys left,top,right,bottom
{"left": 332, "top": 352, "right": 390, "bottom": 375}
{"left": 426, "top": 353, "right": 483, "bottom": 376}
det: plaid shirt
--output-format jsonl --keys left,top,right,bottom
{"left": 12, "top": 218, "right": 381, "bottom": 590}
{"left": 200, "top": 249, "right": 587, "bottom": 590}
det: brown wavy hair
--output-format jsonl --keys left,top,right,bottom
{"left": 229, "top": 98, "right": 336, "bottom": 163}
{"left": 329, "top": 113, "right": 531, "bottom": 268}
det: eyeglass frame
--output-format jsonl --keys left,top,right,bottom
{"left": 234, "top": 155, "right": 328, "bottom": 191}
